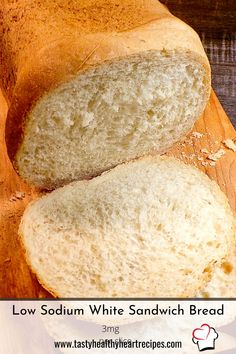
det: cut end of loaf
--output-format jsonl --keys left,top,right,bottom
{"left": 19, "top": 156, "right": 235, "bottom": 298}
{"left": 16, "top": 51, "right": 210, "bottom": 189}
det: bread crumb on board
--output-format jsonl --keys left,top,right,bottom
{"left": 180, "top": 131, "right": 205, "bottom": 147}
{"left": 178, "top": 131, "right": 232, "bottom": 167}
{"left": 223, "top": 138, "right": 236, "bottom": 152}
{"left": 209, "top": 161, "right": 216, "bottom": 166}
{"left": 191, "top": 131, "right": 203, "bottom": 138}
{"left": 201, "top": 161, "right": 208, "bottom": 167}
{"left": 207, "top": 149, "right": 226, "bottom": 162}
{"left": 178, "top": 132, "right": 236, "bottom": 169}
{"left": 201, "top": 148, "right": 209, "bottom": 154}
{"left": 201, "top": 160, "right": 216, "bottom": 167}
{"left": 9, "top": 191, "right": 25, "bottom": 202}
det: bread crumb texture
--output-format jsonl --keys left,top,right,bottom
{"left": 198, "top": 248, "right": 236, "bottom": 298}
{"left": 20, "top": 156, "right": 235, "bottom": 298}
{"left": 17, "top": 53, "right": 207, "bottom": 189}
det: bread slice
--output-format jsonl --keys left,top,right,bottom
{"left": 19, "top": 156, "right": 235, "bottom": 298}
{"left": 1, "top": 0, "right": 210, "bottom": 189}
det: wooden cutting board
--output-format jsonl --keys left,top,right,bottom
{"left": 0, "top": 89, "right": 235, "bottom": 298}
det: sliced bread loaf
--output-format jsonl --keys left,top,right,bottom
{"left": 19, "top": 156, "right": 235, "bottom": 298}
{"left": 1, "top": 0, "right": 210, "bottom": 189}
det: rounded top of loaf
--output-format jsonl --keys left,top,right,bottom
{"left": 19, "top": 156, "right": 235, "bottom": 298}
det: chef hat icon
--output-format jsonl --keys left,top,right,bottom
{"left": 192, "top": 324, "right": 218, "bottom": 351}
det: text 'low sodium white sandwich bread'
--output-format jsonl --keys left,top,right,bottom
{"left": 19, "top": 156, "right": 235, "bottom": 298}
{"left": 1, "top": 0, "right": 210, "bottom": 189}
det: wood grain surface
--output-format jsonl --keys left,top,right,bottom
{"left": 0, "top": 89, "right": 236, "bottom": 298}
{"left": 164, "top": 0, "right": 236, "bottom": 127}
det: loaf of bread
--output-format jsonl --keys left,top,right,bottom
{"left": 1, "top": 0, "right": 210, "bottom": 189}
{"left": 19, "top": 156, "right": 235, "bottom": 298}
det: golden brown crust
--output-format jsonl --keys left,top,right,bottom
{"left": 1, "top": 0, "right": 210, "bottom": 168}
